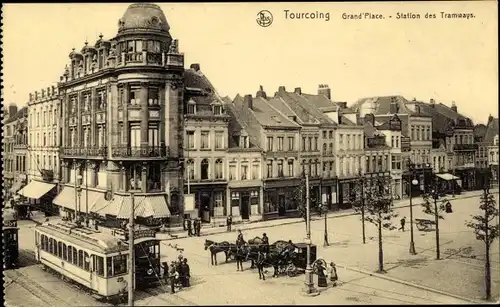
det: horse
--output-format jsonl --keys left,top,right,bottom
{"left": 204, "top": 239, "right": 237, "bottom": 265}
{"left": 254, "top": 249, "right": 287, "bottom": 280}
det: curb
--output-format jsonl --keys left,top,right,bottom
{"left": 337, "top": 264, "right": 481, "bottom": 304}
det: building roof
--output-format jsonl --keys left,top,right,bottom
{"left": 5, "top": 107, "right": 28, "bottom": 124}
{"left": 276, "top": 91, "right": 337, "bottom": 126}
{"left": 484, "top": 118, "right": 499, "bottom": 144}
{"left": 233, "top": 95, "right": 299, "bottom": 129}
{"left": 418, "top": 102, "right": 473, "bottom": 133}
{"left": 301, "top": 93, "right": 338, "bottom": 111}
{"left": 364, "top": 121, "right": 385, "bottom": 137}
{"left": 184, "top": 68, "right": 230, "bottom": 117}
{"left": 117, "top": 3, "right": 170, "bottom": 35}
{"left": 226, "top": 102, "right": 261, "bottom": 150}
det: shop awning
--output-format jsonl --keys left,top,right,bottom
{"left": 10, "top": 181, "right": 25, "bottom": 194}
{"left": 17, "top": 181, "right": 56, "bottom": 199}
{"left": 116, "top": 195, "right": 171, "bottom": 219}
{"left": 91, "top": 195, "right": 124, "bottom": 217}
{"left": 436, "top": 173, "right": 459, "bottom": 181}
{"left": 53, "top": 186, "right": 105, "bottom": 212}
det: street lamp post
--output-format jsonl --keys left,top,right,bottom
{"left": 76, "top": 174, "right": 83, "bottom": 226}
{"left": 357, "top": 169, "right": 366, "bottom": 244}
{"left": 322, "top": 203, "right": 329, "bottom": 247}
{"left": 302, "top": 175, "right": 319, "bottom": 296}
{"left": 431, "top": 182, "right": 441, "bottom": 260}
{"left": 407, "top": 159, "right": 417, "bottom": 255}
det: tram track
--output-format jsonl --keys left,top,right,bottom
{"left": 4, "top": 268, "right": 72, "bottom": 307}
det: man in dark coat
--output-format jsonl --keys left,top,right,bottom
{"left": 195, "top": 218, "right": 201, "bottom": 236}
{"left": 187, "top": 218, "right": 193, "bottom": 236}
{"left": 169, "top": 263, "right": 178, "bottom": 293}
{"left": 226, "top": 215, "right": 233, "bottom": 232}
{"left": 236, "top": 230, "right": 244, "bottom": 246}
{"left": 180, "top": 258, "right": 191, "bottom": 287}
{"left": 399, "top": 216, "right": 406, "bottom": 232}
{"left": 261, "top": 233, "right": 270, "bottom": 255}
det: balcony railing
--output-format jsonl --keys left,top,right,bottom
{"left": 453, "top": 144, "right": 478, "bottom": 151}
{"left": 112, "top": 145, "right": 169, "bottom": 158}
{"left": 60, "top": 146, "right": 108, "bottom": 157}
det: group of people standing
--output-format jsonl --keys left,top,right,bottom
{"left": 184, "top": 217, "right": 201, "bottom": 237}
{"left": 162, "top": 254, "right": 191, "bottom": 294}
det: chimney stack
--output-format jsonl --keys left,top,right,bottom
{"left": 256, "top": 85, "right": 267, "bottom": 99}
{"left": 294, "top": 87, "right": 302, "bottom": 95}
{"left": 415, "top": 103, "right": 421, "bottom": 114}
{"left": 488, "top": 114, "right": 494, "bottom": 123}
{"left": 365, "top": 113, "right": 375, "bottom": 126}
{"left": 190, "top": 63, "right": 200, "bottom": 71}
{"left": 244, "top": 94, "right": 253, "bottom": 110}
{"left": 338, "top": 102, "right": 347, "bottom": 109}
{"left": 430, "top": 98, "right": 435, "bottom": 108}
{"left": 278, "top": 86, "right": 286, "bottom": 94}
{"left": 390, "top": 96, "right": 398, "bottom": 114}
{"left": 8, "top": 104, "right": 18, "bottom": 118}
{"left": 451, "top": 101, "right": 457, "bottom": 112}
{"left": 318, "top": 84, "right": 331, "bottom": 99}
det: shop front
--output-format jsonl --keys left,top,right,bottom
{"left": 184, "top": 183, "right": 227, "bottom": 223}
{"left": 337, "top": 177, "right": 358, "bottom": 209}
{"left": 320, "top": 178, "right": 338, "bottom": 209}
{"left": 455, "top": 167, "right": 476, "bottom": 191}
{"left": 229, "top": 186, "right": 262, "bottom": 222}
{"left": 263, "top": 178, "right": 301, "bottom": 220}
{"left": 17, "top": 180, "right": 58, "bottom": 216}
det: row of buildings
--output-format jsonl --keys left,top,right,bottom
{"left": 4, "top": 3, "right": 499, "bottom": 227}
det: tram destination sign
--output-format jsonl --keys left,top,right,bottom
{"left": 4, "top": 220, "right": 18, "bottom": 228}
{"left": 134, "top": 228, "right": 156, "bottom": 240}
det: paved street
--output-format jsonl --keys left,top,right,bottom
{"left": 5, "top": 191, "right": 499, "bottom": 306}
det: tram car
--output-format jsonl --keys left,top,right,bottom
{"left": 3, "top": 208, "right": 19, "bottom": 269}
{"left": 34, "top": 221, "right": 162, "bottom": 301}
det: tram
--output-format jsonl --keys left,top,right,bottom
{"left": 3, "top": 208, "right": 19, "bottom": 269}
{"left": 34, "top": 221, "right": 161, "bottom": 301}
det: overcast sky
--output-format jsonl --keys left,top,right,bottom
{"left": 3, "top": 2, "right": 497, "bottom": 124}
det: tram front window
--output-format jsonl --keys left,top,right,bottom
{"left": 108, "top": 254, "right": 127, "bottom": 276}
{"left": 135, "top": 241, "right": 160, "bottom": 260}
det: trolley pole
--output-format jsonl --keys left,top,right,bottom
{"left": 302, "top": 175, "right": 319, "bottom": 296}
{"left": 128, "top": 192, "right": 135, "bottom": 306}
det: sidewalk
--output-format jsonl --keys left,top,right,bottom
{"left": 157, "top": 188, "right": 497, "bottom": 241}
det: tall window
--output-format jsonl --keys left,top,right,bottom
{"left": 308, "top": 137, "right": 312, "bottom": 151}
{"left": 229, "top": 163, "right": 237, "bottom": 180}
{"left": 277, "top": 160, "right": 284, "bottom": 177}
{"left": 288, "top": 160, "right": 294, "bottom": 177}
{"left": 186, "top": 131, "right": 195, "bottom": 149}
{"left": 83, "top": 93, "right": 90, "bottom": 112}
{"left": 252, "top": 163, "right": 259, "bottom": 179}
{"left": 241, "top": 136, "right": 249, "bottom": 148}
{"left": 395, "top": 136, "right": 399, "bottom": 148}
{"left": 129, "top": 125, "right": 141, "bottom": 148}
{"left": 147, "top": 163, "right": 162, "bottom": 191}
{"left": 148, "top": 124, "right": 159, "bottom": 148}
{"left": 314, "top": 137, "right": 318, "bottom": 151}
{"left": 267, "top": 160, "right": 273, "bottom": 178}
{"left": 186, "top": 159, "right": 195, "bottom": 180}
{"left": 214, "top": 159, "right": 223, "bottom": 179}
{"left": 148, "top": 88, "right": 159, "bottom": 106}
{"left": 201, "top": 159, "right": 209, "bottom": 180}
{"left": 302, "top": 137, "right": 306, "bottom": 151}
{"left": 43, "top": 133, "right": 47, "bottom": 146}
{"left": 323, "top": 144, "right": 327, "bottom": 154}
{"left": 129, "top": 88, "right": 141, "bottom": 105}
{"left": 97, "top": 125, "right": 106, "bottom": 148}
{"left": 339, "top": 134, "right": 344, "bottom": 147}
{"left": 214, "top": 192, "right": 223, "bottom": 209}
{"left": 128, "top": 165, "right": 142, "bottom": 191}
{"left": 267, "top": 137, "right": 273, "bottom": 151}
{"left": 201, "top": 131, "right": 209, "bottom": 149}
{"left": 277, "top": 137, "right": 284, "bottom": 151}
{"left": 215, "top": 132, "right": 224, "bottom": 149}
{"left": 241, "top": 164, "right": 248, "bottom": 180}
{"left": 288, "top": 137, "right": 294, "bottom": 151}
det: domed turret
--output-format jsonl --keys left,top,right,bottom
{"left": 117, "top": 3, "right": 170, "bottom": 36}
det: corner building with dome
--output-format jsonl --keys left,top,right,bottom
{"left": 52, "top": 3, "right": 192, "bottom": 227}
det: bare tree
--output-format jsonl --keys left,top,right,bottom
{"left": 465, "top": 186, "right": 499, "bottom": 301}
{"left": 354, "top": 176, "right": 398, "bottom": 273}
{"left": 421, "top": 179, "right": 448, "bottom": 260}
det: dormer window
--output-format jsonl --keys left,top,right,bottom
{"left": 187, "top": 100, "right": 196, "bottom": 115}
{"left": 213, "top": 104, "right": 223, "bottom": 115}
{"left": 241, "top": 136, "right": 249, "bottom": 148}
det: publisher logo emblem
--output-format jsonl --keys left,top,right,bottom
{"left": 257, "top": 10, "right": 273, "bottom": 27}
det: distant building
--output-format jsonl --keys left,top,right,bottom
{"left": 4, "top": 105, "right": 28, "bottom": 199}
{"left": 485, "top": 117, "right": 499, "bottom": 184}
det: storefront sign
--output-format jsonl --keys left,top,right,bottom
{"left": 134, "top": 228, "right": 156, "bottom": 240}
{"left": 4, "top": 220, "right": 17, "bottom": 228}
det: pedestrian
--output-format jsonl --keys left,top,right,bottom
{"left": 329, "top": 262, "right": 338, "bottom": 287}
{"left": 261, "top": 233, "right": 269, "bottom": 255}
{"left": 162, "top": 261, "right": 169, "bottom": 284}
{"left": 169, "top": 263, "right": 178, "bottom": 293}
{"left": 399, "top": 216, "right": 406, "bottom": 232}
{"left": 226, "top": 215, "right": 232, "bottom": 232}
{"left": 195, "top": 218, "right": 201, "bottom": 236}
{"left": 181, "top": 258, "right": 191, "bottom": 287}
{"left": 317, "top": 263, "right": 328, "bottom": 287}
{"left": 187, "top": 218, "right": 193, "bottom": 236}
